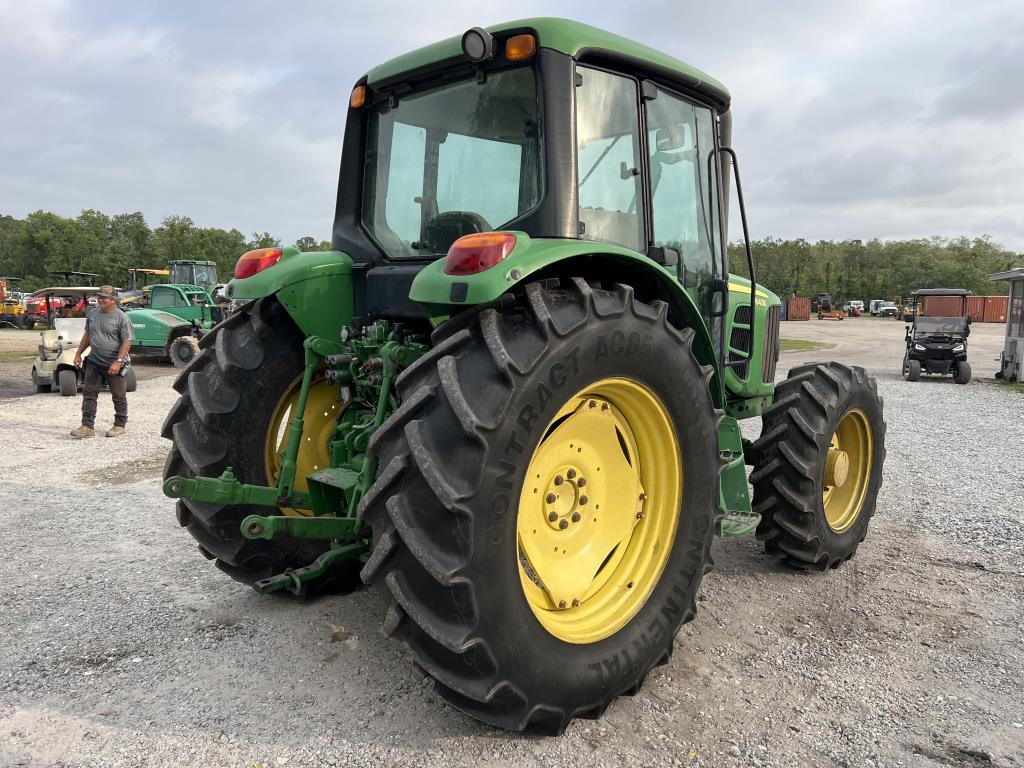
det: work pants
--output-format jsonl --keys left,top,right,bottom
{"left": 81, "top": 361, "right": 128, "bottom": 428}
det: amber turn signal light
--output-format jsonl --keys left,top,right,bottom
{"left": 350, "top": 85, "right": 367, "bottom": 109}
{"left": 505, "top": 34, "right": 536, "bottom": 61}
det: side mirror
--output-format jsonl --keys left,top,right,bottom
{"left": 655, "top": 124, "right": 688, "bottom": 152}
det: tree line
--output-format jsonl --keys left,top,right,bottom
{"left": 1, "top": 209, "right": 1019, "bottom": 300}
{"left": 0, "top": 210, "right": 330, "bottom": 292}
{"left": 727, "top": 236, "right": 1019, "bottom": 301}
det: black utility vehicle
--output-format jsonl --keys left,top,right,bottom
{"left": 903, "top": 289, "right": 972, "bottom": 384}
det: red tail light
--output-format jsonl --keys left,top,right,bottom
{"left": 234, "top": 248, "right": 283, "bottom": 279}
{"left": 444, "top": 233, "right": 516, "bottom": 276}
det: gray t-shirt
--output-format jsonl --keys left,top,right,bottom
{"left": 85, "top": 307, "right": 134, "bottom": 367}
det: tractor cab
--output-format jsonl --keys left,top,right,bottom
{"left": 903, "top": 288, "right": 972, "bottom": 384}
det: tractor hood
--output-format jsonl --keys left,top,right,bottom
{"left": 126, "top": 309, "right": 190, "bottom": 332}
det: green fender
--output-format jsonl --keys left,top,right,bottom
{"left": 410, "top": 233, "right": 723, "bottom": 406}
{"left": 224, "top": 247, "right": 356, "bottom": 340}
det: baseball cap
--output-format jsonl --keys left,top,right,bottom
{"left": 97, "top": 285, "right": 117, "bottom": 299}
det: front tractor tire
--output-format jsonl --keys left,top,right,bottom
{"left": 752, "top": 362, "right": 886, "bottom": 569}
{"left": 161, "top": 298, "right": 358, "bottom": 594}
{"left": 359, "top": 279, "right": 723, "bottom": 734}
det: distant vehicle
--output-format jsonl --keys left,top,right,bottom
{"left": 903, "top": 289, "right": 972, "bottom": 384}
{"left": 868, "top": 299, "right": 884, "bottom": 315}
{"left": 849, "top": 300, "right": 864, "bottom": 311}
{"left": 29, "top": 289, "right": 138, "bottom": 395}
{"left": 124, "top": 283, "right": 222, "bottom": 367}
{"left": 877, "top": 302, "right": 899, "bottom": 318}
{"left": 811, "top": 292, "right": 833, "bottom": 313}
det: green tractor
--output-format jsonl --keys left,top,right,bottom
{"left": 163, "top": 19, "right": 885, "bottom": 734}
{"left": 126, "top": 283, "right": 222, "bottom": 366}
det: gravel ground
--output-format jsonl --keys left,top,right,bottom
{"left": 0, "top": 319, "right": 1022, "bottom": 767}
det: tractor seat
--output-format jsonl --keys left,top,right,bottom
{"left": 423, "top": 211, "right": 492, "bottom": 254}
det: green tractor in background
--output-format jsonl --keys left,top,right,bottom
{"left": 124, "top": 272, "right": 223, "bottom": 367}
{"left": 163, "top": 19, "right": 886, "bottom": 734}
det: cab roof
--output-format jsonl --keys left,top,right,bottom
{"left": 365, "top": 17, "right": 729, "bottom": 109}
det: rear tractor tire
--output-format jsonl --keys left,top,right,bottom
{"left": 751, "top": 362, "right": 886, "bottom": 569}
{"left": 359, "top": 279, "right": 724, "bottom": 733}
{"left": 953, "top": 361, "right": 971, "bottom": 385}
{"left": 58, "top": 368, "right": 77, "bottom": 397}
{"left": 168, "top": 334, "right": 201, "bottom": 369}
{"left": 161, "top": 297, "right": 360, "bottom": 596}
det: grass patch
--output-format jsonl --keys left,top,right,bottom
{"left": 0, "top": 350, "right": 34, "bottom": 362}
{"left": 780, "top": 338, "right": 827, "bottom": 353}
{"left": 997, "top": 378, "right": 1024, "bottom": 394}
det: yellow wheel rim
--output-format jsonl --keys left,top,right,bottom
{"left": 516, "top": 378, "right": 681, "bottom": 644}
{"left": 822, "top": 408, "right": 872, "bottom": 533}
{"left": 264, "top": 373, "right": 341, "bottom": 517}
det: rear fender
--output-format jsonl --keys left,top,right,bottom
{"left": 409, "top": 234, "right": 723, "bottom": 406}
{"left": 223, "top": 247, "right": 355, "bottom": 339}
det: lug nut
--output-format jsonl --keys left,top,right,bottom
{"left": 571, "top": 512, "right": 581, "bottom": 523}
{"left": 639, "top": 493, "right": 647, "bottom": 501}
{"left": 601, "top": 403, "right": 609, "bottom": 411}
{"left": 579, "top": 495, "right": 588, "bottom": 505}
{"left": 636, "top": 510, "right": 645, "bottom": 519}
{"left": 559, "top": 519, "right": 569, "bottom": 530}
{"left": 554, "top": 475, "right": 563, "bottom": 486}
{"left": 567, "top": 469, "right": 576, "bottom": 480}
{"left": 577, "top": 478, "right": 587, "bottom": 487}
{"left": 588, "top": 400, "right": 596, "bottom": 408}
{"left": 548, "top": 512, "right": 558, "bottom": 522}
{"left": 558, "top": 600, "right": 567, "bottom": 609}
{"left": 571, "top": 599, "right": 580, "bottom": 607}
{"left": 546, "top": 493, "right": 557, "bottom": 503}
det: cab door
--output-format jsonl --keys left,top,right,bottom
{"left": 643, "top": 86, "right": 723, "bottom": 328}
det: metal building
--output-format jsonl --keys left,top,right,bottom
{"left": 990, "top": 268, "right": 1024, "bottom": 383}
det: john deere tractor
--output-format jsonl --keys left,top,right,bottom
{"left": 163, "top": 19, "right": 885, "bottom": 734}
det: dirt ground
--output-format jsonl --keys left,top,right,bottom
{"left": 0, "top": 317, "right": 1021, "bottom": 767}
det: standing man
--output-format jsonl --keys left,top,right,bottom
{"left": 70, "top": 286, "right": 134, "bottom": 438}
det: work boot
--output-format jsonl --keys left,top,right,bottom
{"left": 105, "top": 425, "right": 126, "bottom": 438}
{"left": 70, "top": 425, "right": 95, "bottom": 439}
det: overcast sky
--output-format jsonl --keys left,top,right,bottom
{"left": 1, "top": 0, "right": 1022, "bottom": 251}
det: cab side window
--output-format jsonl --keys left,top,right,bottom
{"left": 576, "top": 67, "right": 645, "bottom": 253}
{"left": 645, "top": 88, "right": 721, "bottom": 311}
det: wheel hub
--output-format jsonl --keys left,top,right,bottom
{"left": 516, "top": 379, "right": 680, "bottom": 644}
{"left": 822, "top": 409, "right": 873, "bottom": 533}
{"left": 824, "top": 448, "right": 850, "bottom": 488}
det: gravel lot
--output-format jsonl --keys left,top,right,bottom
{"left": 1, "top": 318, "right": 1021, "bottom": 767}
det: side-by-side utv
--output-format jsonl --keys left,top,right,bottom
{"left": 903, "top": 288, "right": 971, "bottom": 384}
{"left": 162, "top": 18, "right": 887, "bottom": 734}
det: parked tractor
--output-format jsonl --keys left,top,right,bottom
{"left": 125, "top": 283, "right": 222, "bottom": 366}
{"left": 902, "top": 288, "right": 972, "bottom": 384}
{"left": 163, "top": 19, "right": 886, "bottom": 734}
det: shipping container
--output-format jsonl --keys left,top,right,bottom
{"left": 966, "top": 295, "right": 986, "bottom": 322}
{"left": 921, "top": 296, "right": 965, "bottom": 317}
{"left": 984, "top": 295, "right": 1009, "bottom": 323}
{"left": 786, "top": 297, "right": 811, "bottom": 321}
